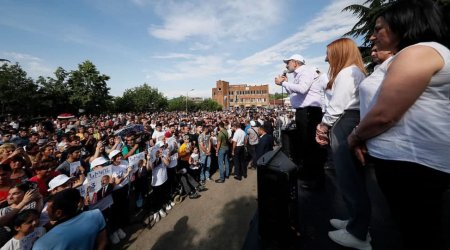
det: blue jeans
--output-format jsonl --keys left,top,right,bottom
{"left": 200, "top": 154, "right": 211, "bottom": 181}
{"left": 217, "top": 148, "right": 230, "bottom": 180}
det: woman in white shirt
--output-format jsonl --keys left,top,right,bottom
{"left": 316, "top": 38, "right": 371, "bottom": 249}
{"left": 348, "top": 1, "right": 450, "bottom": 249}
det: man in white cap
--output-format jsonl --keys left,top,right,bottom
{"left": 39, "top": 174, "right": 75, "bottom": 227}
{"left": 274, "top": 54, "right": 327, "bottom": 190}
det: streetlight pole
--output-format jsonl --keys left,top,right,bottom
{"left": 186, "top": 89, "right": 194, "bottom": 113}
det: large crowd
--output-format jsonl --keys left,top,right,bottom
{"left": 0, "top": 109, "right": 284, "bottom": 249}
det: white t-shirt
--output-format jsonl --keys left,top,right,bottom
{"left": 232, "top": 128, "right": 246, "bottom": 147}
{"left": 1, "top": 227, "right": 46, "bottom": 250}
{"left": 152, "top": 130, "right": 165, "bottom": 142}
{"left": 360, "top": 42, "right": 450, "bottom": 173}
{"left": 151, "top": 161, "right": 168, "bottom": 187}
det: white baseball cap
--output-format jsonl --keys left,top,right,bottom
{"left": 90, "top": 157, "right": 108, "bottom": 170}
{"left": 283, "top": 54, "right": 305, "bottom": 64}
{"left": 48, "top": 174, "right": 74, "bottom": 191}
{"left": 250, "top": 121, "right": 256, "bottom": 127}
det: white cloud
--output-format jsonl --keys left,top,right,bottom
{"left": 152, "top": 53, "right": 195, "bottom": 59}
{"left": 189, "top": 42, "right": 212, "bottom": 51}
{"left": 238, "top": 0, "right": 360, "bottom": 70}
{"left": 148, "top": 0, "right": 283, "bottom": 42}
{"left": 149, "top": 54, "right": 228, "bottom": 82}
{"left": 146, "top": 0, "right": 361, "bottom": 96}
{"left": 2, "top": 52, "right": 53, "bottom": 78}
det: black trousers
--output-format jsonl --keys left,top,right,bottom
{"left": 295, "top": 106, "right": 327, "bottom": 182}
{"left": 233, "top": 146, "right": 246, "bottom": 178}
{"left": 111, "top": 186, "right": 129, "bottom": 230}
{"left": 151, "top": 181, "right": 170, "bottom": 213}
{"left": 372, "top": 157, "right": 450, "bottom": 250}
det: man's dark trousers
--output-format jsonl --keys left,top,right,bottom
{"left": 295, "top": 106, "right": 327, "bottom": 185}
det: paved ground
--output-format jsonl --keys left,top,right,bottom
{"left": 116, "top": 168, "right": 258, "bottom": 250}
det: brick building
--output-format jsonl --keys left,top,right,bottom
{"left": 212, "top": 80, "right": 270, "bottom": 109}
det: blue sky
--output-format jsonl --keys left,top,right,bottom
{"left": 0, "top": 0, "right": 363, "bottom": 98}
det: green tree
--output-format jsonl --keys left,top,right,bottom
{"left": 197, "top": 99, "right": 222, "bottom": 111}
{"left": 121, "top": 84, "right": 168, "bottom": 112}
{"left": 167, "top": 96, "right": 193, "bottom": 112}
{"left": 37, "top": 67, "right": 72, "bottom": 115}
{"left": 67, "top": 61, "right": 111, "bottom": 114}
{"left": 270, "top": 92, "right": 288, "bottom": 101}
{"left": 343, "top": 0, "right": 390, "bottom": 46}
{"left": 0, "top": 63, "right": 39, "bottom": 116}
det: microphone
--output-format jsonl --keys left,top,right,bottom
{"left": 282, "top": 70, "right": 288, "bottom": 77}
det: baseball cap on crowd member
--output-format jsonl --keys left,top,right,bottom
{"left": 283, "top": 54, "right": 305, "bottom": 64}
{"left": 48, "top": 174, "right": 74, "bottom": 191}
{"left": 250, "top": 121, "right": 256, "bottom": 127}
{"left": 90, "top": 157, "right": 108, "bottom": 170}
{"left": 164, "top": 131, "right": 172, "bottom": 138}
{"left": 108, "top": 149, "right": 121, "bottom": 160}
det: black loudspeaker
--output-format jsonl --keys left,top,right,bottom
{"left": 280, "top": 128, "right": 301, "bottom": 166}
{"left": 257, "top": 147, "right": 299, "bottom": 249}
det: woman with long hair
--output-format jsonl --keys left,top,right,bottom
{"left": 348, "top": 1, "right": 450, "bottom": 249}
{"left": 316, "top": 38, "right": 371, "bottom": 250}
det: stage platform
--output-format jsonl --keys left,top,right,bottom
{"left": 243, "top": 166, "right": 450, "bottom": 250}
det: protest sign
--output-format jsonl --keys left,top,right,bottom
{"left": 128, "top": 152, "right": 145, "bottom": 173}
{"left": 85, "top": 166, "right": 113, "bottom": 209}
{"left": 69, "top": 161, "right": 81, "bottom": 176}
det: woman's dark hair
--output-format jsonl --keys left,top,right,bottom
{"left": 379, "top": 0, "right": 449, "bottom": 50}
{"left": 12, "top": 209, "right": 39, "bottom": 229}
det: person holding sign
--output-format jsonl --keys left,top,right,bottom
{"left": 107, "top": 150, "right": 132, "bottom": 245}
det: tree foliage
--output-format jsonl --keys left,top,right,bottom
{"left": 0, "top": 60, "right": 112, "bottom": 117}
{"left": 270, "top": 92, "right": 288, "bottom": 101}
{"left": 0, "top": 63, "right": 39, "bottom": 116}
{"left": 119, "top": 84, "right": 168, "bottom": 113}
{"left": 167, "top": 96, "right": 222, "bottom": 112}
{"left": 66, "top": 61, "right": 111, "bottom": 114}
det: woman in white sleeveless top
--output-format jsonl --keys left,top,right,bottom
{"left": 348, "top": 1, "right": 450, "bottom": 249}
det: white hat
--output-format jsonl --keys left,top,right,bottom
{"left": 283, "top": 54, "right": 305, "bottom": 64}
{"left": 48, "top": 174, "right": 73, "bottom": 191}
{"left": 250, "top": 121, "right": 256, "bottom": 127}
{"left": 108, "top": 149, "right": 121, "bottom": 160}
{"left": 90, "top": 157, "right": 108, "bottom": 170}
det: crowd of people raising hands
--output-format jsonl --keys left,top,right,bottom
{"left": 0, "top": 108, "right": 280, "bottom": 249}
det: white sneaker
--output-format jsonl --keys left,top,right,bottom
{"left": 110, "top": 232, "right": 120, "bottom": 245}
{"left": 328, "top": 229, "right": 372, "bottom": 250}
{"left": 148, "top": 212, "right": 159, "bottom": 227}
{"left": 165, "top": 203, "right": 172, "bottom": 211}
{"left": 329, "top": 219, "right": 372, "bottom": 241}
{"left": 116, "top": 228, "right": 126, "bottom": 240}
{"left": 330, "top": 219, "right": 349, "bottom": 230}
{"left": 159, "top": 209, "right": 167, "bottom": 218}
{"left": 154, "top": 212, "right": 160, "bottom": 223}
